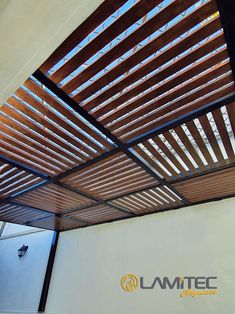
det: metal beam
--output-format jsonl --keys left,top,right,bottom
{"left": 4, "top": 160, "right": 235, "bottom": 223}
{"left": 2, "top": 91, "right": 234, "bottom": 210}
{"left": 56, "top": 182, "right": 100, "bottom": 202}
{"left": 26, "top": 213, "right": 89, "bottom": 228}
{"left": 0, "top": 155, "right": 48, "bottom": 179}
{"left": 2, "top": 159, "right": 234, "bottom": 230}
{"left": 57, "top": 182, "right": 134, "bottom": 216}
{"left": 0, "top": 222, "right": 6, "bottom": 237}
{"left": 2, "top": 201, "right": 54, "bottom": 217}
{"left": 0, "top": 181, "right": 50, "bottom": 204}
{"left": 53, "top": 148, "right": 119, "bottom": 181}
{"left": 216, "top": 0, "right": 235, "bottom": 82}
{"left": 105, "top": 163, "right": 235, "bottom": 202}
{"left": 33, "top": 70, "right": 120, "bottom": 145}
{"left": 169, "top": 163, "right": 235, "bottom": 185}
{"left": 0, "top": 151, "right": 119, "bottom": 203}
{"left": 62, "top": 193, "right": 235, "bottom": 232}
{"left": 126, "top": 93, "right": 235, "bottom": 147}
{"left": 124, "top": 148, "right": 190, "bottom": 204}
{"left": 33, "top": 70, "right": 190, "bottom": 205}
{"left": 2, "top": 76, "right": 234, "bottom": 217}
{"left": 38, "top": 231, "right": 59, "bottom": 313}
{"left": 0, "top": 166, "right": 132, "bottom": 217}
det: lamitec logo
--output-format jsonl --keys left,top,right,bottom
{"left": 120, "top": 274, "right": 218, "bottom": 297}
{"left": 121, "top": 274, "right": 139, "bottom": 292}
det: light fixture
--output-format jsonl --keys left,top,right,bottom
{"left": 18, "top": 245, "right": 28, "bottom": 259}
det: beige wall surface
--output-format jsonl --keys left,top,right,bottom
{"left": 0, "top": 0, "right": 102, "bottom": 106}
{"left": 45, "top": 198, "right": 235, "bottom": 314}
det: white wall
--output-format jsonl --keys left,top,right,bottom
{"left": 45, "top": 198, "right": 235, "bottom": 314}
{"left": 0, "top": 0, "right": 102, "bottom": 106}
{"left": 0, "top": 227, "right": 54, "bottom": 313}
{"left": 1, "top": 223, "right": 40, "bottom": 237}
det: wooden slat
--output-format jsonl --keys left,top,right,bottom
{"left": 140, "top": 189, "right": 167, "bottom": 208}
{"left": 0, "top": 140, "right": 58, "bottom": 176}
{"left": 134, "top": 145, "right": 170, "bottom": 180}
{"left": 77, "top": 165, "right": 140, "bottom": 187}
{"left": 198, "top": 115, "right": 225, "bottom": 164}
{"left": 0, "top": 168, "right": 19, "bottom": 186}
{"left": 142, "top": 141, "right": 179, "bottom": 177}
{"left": 1, "top": 94, "right": 105, "bottom": 175}
{"left": 152, "top": 136, "right": 190, "bottom": 176}
{"left": 0, "top": 122, "right": 70, "bottom": 171}
{"left": 212, "top": 109, "right": 235, "bottom": 161}
{"left": 51, "top": 0, "right": 162, "bottom": 84}
{"left": 0, "top": 127, "right": 66, "bottom": 173}
{"left": 1, "top": 71, "right": 115, "bottom": 175}
{"left": 0, "top": 163, "right": 12, "bottom": 174}
{"left": 0, "top": 163, "right": 44, "bottom": 199}
{"left": 122, "top": 84, "right": 235, "bottom": 142}
{"left": 63, "top": 153, "right": 128, "bottom": 183}
{"left": 113, "top": 65, "right": 232, "bottom": 139}
{"left": 24, "top": 79, "right": 113, "bottom": 150}
{"left": 61, "top": 0, "right": 200, "bottom": 90}
{"left": 67, "top": 0, "right": 215, "bottom": 95}
{"left": 86, "top": 23, "right": 224, "bottom": 115}
{"left": 160, "top": 186, "right": 182, "bottom": 205}
{"left": 14, "top": 89, "right": 102, "bottom": 156}
{"left": 163, "top": 131, "right": 198, "bottom": 173}
{"left": 87, "top": 176, "right": 155, "bottom": 198}
{"left": 1, "top": 170, "right": 30, "bottom": 190}
{"left": 2, "top": 180, "right": 42, "bottom": 199}
{"left": 114, "top": 66, "right": 232, "bottom": 135}
{"left": 75, "top": 17, "right": 222, "bottom": 103}
{"left": 1, "top": 0, "right": 235, "bottom": 230}
{"left": 15, "top": 184, "right": 95, "bottom": 213}
{"left": 174, "top": 125, "right": 206, "bottom": 171}
{"left": 65, "top": 204, "right": 129, "bottom": 224}
{"left": 28, "top": 216, "right": 86, "bottom": 231}
{"left": 0, "top": 203, "right": 51, "bottom": 225}
{"left": 132, "top": 100, "right": 234, "bottom": 181}
{"left": 34, "top": 185, "right": 90, "bottom": 205}
{"left": 96, "top": 47, "right": 228, "bottom": 122}
{"left": 185, "top": 120, "right": 214, "bottom": 167}
{"left": 1, "top": 103, "right": 86, "bottom": 164}
{"left": 40, "top": 0, "right": 128, "bottom": 73}
{"left": 150, "top": 188, "right": 176, "bottom": 206}
{"left": 173, "top": 167, "right": 235, "bottom": 202}
{"left": 111, "top": 185, "right": 182, "bottom": 214}
{"left": 0, "top": 114, "right": 79, "bottom": 167}
{"left": 60, "top": 153, "right": 157, "bottom": 199}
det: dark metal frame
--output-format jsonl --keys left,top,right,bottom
{"left": 1, "top": 87, "right": 235, "bottom": 222}
{"left": 0, "top": 222, "right": 6, "bottom": 237}
{"left": 216, "top": 0, "right": 235, "bottom": 83}
{"left": 33, "top": 70, "right": 189, "bottom": 204}
{"left": 38, "top": 231, "right": 59, "bottom": 313}
{"left": 126, "top": 93, "right": 235, "bottom": 147}
{"left": 70, "top": 192, "right": 235, "bottom": 231}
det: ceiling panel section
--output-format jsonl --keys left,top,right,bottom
{"left": 60, "top": 152, "right": 158, "bottom": 199}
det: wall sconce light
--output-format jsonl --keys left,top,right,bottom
{"left": 18, "top": 245, "right": 28, "bottom": 259}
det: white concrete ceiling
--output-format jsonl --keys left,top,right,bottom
{"left": 0, "top": 0, "right": 102, "bottom": 106}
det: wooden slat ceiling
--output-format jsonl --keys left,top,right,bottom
{"left": 0, "top": 161, "right": 45, "bottom": 198}
{"left": 0, "top": 0, "right": 235, "bottom": 231}
{"left": 60, "top": 152, "right": 157, "bottom": 199}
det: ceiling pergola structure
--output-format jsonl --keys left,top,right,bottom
{"left": 0, "top": 0, "right": 235, "bottom": 231}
